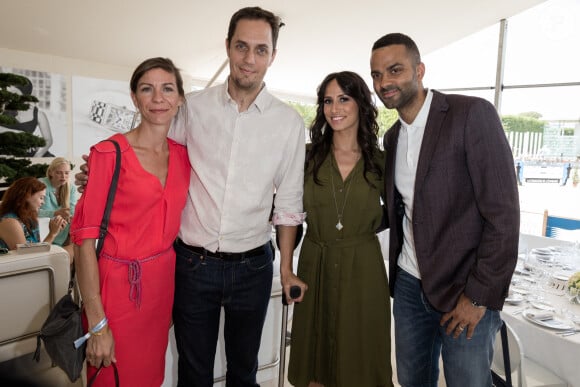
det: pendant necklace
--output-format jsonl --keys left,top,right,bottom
{"left": 330, "top": 171, "right": 354, "bottom": 231}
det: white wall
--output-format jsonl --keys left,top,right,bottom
{"left": 0, "top": 47, "right": 194, "bottom": 167}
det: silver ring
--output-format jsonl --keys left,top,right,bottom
{"left": 458, "top": 325, "right": 465, "bottom": 331}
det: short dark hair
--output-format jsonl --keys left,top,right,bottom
{"left": 372, "top": 33, "right": 421, "bottom": 64}
{"left": 227, "top": 7, "right": 282, "bottom": 50}
{"left": 130, "top": 57, "right": 185, "bottom": 98}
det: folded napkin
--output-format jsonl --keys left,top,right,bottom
{"left": 525, "top": 311, "right": 553, "bottom": 320}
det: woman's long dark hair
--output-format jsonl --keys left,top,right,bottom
{"left": 306, "top": 71, "right": 382, "bottom": 186}
{"left": 0, "top": 177, "right": 46, "bottom": 230}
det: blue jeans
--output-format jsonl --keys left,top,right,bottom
{"left": 393, "top": 269, "right": 501, "bottom": 387}
{"left": 173, "top": 242, "right": 273, "bottom": 387}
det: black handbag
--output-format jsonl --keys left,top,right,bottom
{"left": 32, "top": 139, "right": 121, "bottom": 382}
{"left": 33, "top": 275, "right": 84, "bottom": 382}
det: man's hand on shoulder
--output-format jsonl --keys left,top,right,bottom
{"left": 74, "top": 154, "right": 89, "bottom": 193}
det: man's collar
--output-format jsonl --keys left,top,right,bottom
{"left": 223, "top": 78, "right": 270, "bottom": 113}
{"left": 400, "top": 88, "right": 433, "bottom": 128}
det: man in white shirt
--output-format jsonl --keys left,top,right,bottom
{"left": 74, "top": 7, "right": 305, "bottom": 385}
{"left": 371, "top": 33, "right": 519, "bottom": 386}
{"left": 170, "top": 7, "right": 305, "bottom": 387}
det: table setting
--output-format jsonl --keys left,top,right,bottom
{"left": 509, "top": 246, "right": 580, "bottom": 324}
{"left": 501, "top": 239, "right": 580, "bottom": 384}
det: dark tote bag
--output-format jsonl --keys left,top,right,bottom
{"left": 33, "top": 278, "right": 84, "bottom": 382}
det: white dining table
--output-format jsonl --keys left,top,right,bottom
{"left": 501, "top": 234, "right": 580, "bottom": 387}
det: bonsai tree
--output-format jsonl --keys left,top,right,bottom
{"left": 0, "top": 72, "right": 39, "bottom": 125}
{"left": 0, "top": 72, "right": 48, "bottom": 186}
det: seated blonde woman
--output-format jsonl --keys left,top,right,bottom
{"left": 0, "top": 177, "right": 68, "bottom": 253}
{"left": 39, "top": 157, "right": 77, "bottom": 262}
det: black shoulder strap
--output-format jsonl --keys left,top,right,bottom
{"left": 66, "top": 139, "right": 120, "bottom": 297}
{"left": 95, "top": 139, "right": 121, "bottom": 257}
{"left": 500, "top": 320, "right": 512, "bottom": 387}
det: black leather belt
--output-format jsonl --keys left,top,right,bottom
{"left": 175, "top": 239, "right": 268, "bottom": 261}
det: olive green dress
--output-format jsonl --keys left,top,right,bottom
{"left": 288, "top": 150, "right": 393, "bottom": 387}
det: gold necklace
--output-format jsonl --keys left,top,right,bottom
{"left": 330, "top": 171, "right": 354, "bottom": 231}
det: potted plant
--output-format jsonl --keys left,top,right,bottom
{"left": 0, "top": 73, "right": 48, "bottom": 196}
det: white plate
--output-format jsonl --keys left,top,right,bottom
{"left": 510, "top": 287, "right": 530, "bottom": 295}
{"left": 514, "top": 267, "right": 532, "bottom": 276}
{"left": 522, "top": 310, "right": 574, "bottom": 331}
{"left": 532, "top": 247, "right": 557, "bottom": 255}
{"left": 536, "top": 256, "right": 554, "bottom": 263}
{"left": 553, "top": 272, "right": 571, "bottom": 282}
{"left": 529, "top": 300, "right": 554, "bottom": 311}
{"left": 505, "top": 294, "right": 525, "bottom": 305}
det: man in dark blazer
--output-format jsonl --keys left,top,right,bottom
{"left": 370, "top": 33, "right": 520, "bottom": 387}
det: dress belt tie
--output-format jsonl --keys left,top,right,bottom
{"left": 305, "top": 232, "right": 378, "bottom": 250}
{"left": 102, "top": 246, "right": 171, "bottom": 308}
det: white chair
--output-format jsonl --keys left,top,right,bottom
{"left": 0, "top": 246, "right": 79, "bottom": 385}
{"left": 492, "top": 320, "right": 567, "bottom": 387}
{"left": 0, "top": 245, "right": 70, "bottom": 361}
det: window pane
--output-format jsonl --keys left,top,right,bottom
{"left": 501, "top": 85, "right": 580, "bottom": 121}
{"left": 423, "top": 24, "right": 499, "bottom": 89}
{"left": 504, "top": 0, "right": 580, "bottom": 85}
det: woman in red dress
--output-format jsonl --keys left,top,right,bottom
{"left": 71, "top": 57, "right": 190, "bottom": 386}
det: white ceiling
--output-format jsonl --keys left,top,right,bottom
{"left": 1, "top": 0, "right": 546, "bottom": 100}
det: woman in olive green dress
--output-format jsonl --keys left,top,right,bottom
{"left": 288, "top": 71, "right": 393, "bottom": 387}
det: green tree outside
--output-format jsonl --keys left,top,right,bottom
{"left": 287, "top": 101, "right": 317, "bottom": 129}
{"left": 377, "top": 107, "right": 399, "bottom": 138}
{"left": 287, "top": 101, "right": 399, "bottom": 143}
{"left": 502, "top": 114, "right": 545, "bottom": 133}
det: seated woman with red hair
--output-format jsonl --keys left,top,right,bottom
{"left": 0, "top": 177, "right": 68, "bottom": 250}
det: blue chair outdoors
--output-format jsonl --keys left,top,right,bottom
{"left": 543, "top": 210, "right": 580, "bottom": 241}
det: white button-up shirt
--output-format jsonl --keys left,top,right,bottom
{"left": 395, "top": 89, "right": 433, "bottom": 279}
{"left": 169, "top": 80, "right": 305, "bottom": 253}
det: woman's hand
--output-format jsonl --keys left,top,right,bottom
{"left": 44, "top": 215, "right": 67, "bottom": 243}
{"left": 86, "top": 326, "right": 116, "bottom": 367}
{"left": 76, "top": 239, "right": 113, "bottom": 367}
{"left": 54, "top": 208, "right": 71, "bottom": 222}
